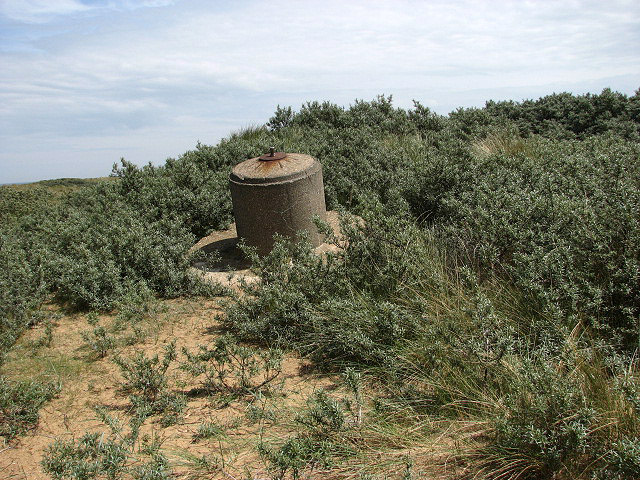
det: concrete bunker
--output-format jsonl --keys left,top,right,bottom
{"left": 190, "top": 149, "right": 336, "bottom": 289}
{"left": 229, "top": 149, "right": 327, "bottom": 256}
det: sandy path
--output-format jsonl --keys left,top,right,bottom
{"left": 0, "top": 298, "right": 337, "bottom": 479}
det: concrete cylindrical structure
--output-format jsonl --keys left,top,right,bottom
{"left": 229, "top": 152, "right": 327, "bottom": 255}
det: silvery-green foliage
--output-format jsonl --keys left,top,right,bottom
{"left": 181, "top": 334, "right": 283, "bottom": 397}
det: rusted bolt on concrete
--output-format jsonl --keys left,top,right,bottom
{"left": 258, "top": 147, "right": 286, "bottom": 161}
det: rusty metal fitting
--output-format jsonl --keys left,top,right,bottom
{"left": 259, "top": 146, "right": 287, "bottom": 161}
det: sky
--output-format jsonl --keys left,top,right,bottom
{"left": 1, "top": 0, "right": 638, "bottom": 184}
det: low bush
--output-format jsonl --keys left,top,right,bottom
{"left": 0, "top": 224, "right": 50, "bottom": 363}
{"left": 258, "top": 436, "right": 334, "bottom": 480}
{"left": 113, "top": 341, "right": 185, "bottom": 426}
{"left": 392, "top": 322, "right": 640, "bottom": 479}
{"left": 432, "top": 135, "right": 640, "bottom": 351}
{"left": 181, "top": 334, "right": 283, "bottom": 397}
{"left": 41, "top": 413, "right": 174, "bottom": 480}
{"left": 225, "top": 206, "right": 640, "bottom": 479}
{"left": 477, "top": 348, "right": 639, "bottom": 480}
{"left": 43, "top": 183, "right": 219, "bottom": 310}
{"left": 81, "top": 313, "right": 116, "bottom": 359}
{"left": 131, "top": 453, "right": 172, "bottom": 480}
{"left": 258, "top": 378, "right": 365, "bottom": 479}
{"left": 0, "top": 187, "right": 54, "bottom": 223}
{"left": 224, "top": 212, "right": 433, "bottom": 368}
{"left": 42, "top": 432, "right": 128, "bottom": 480}
{"left": 1, "top": 89, "right": 639, "bottom": 477}
{"left": 0, "top": 376, "right": 59, "bottom": 441}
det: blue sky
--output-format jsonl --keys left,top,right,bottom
{"left": 1, "top": 0, "right": 638, "bottom": 183}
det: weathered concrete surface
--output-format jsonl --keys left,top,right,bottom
{"left": 229, "top": 153, "right": 327, "bottom": 256}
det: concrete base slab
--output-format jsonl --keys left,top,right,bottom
{"left": 189, "top": 211, "right": 342, "bottom": 290}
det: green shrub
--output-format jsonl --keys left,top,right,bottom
{"left": 2, "top": 89, "right": 640, "bottom": 476}
{"left": 113, "top": 341, "right": 184, "bottom": 425}
{"left": 131, "top": 453, "right": 172, "bottom": 480}
{"left": 479, "top": 348, "right": 640, "bottom": 480}
{"left": 181, "top": 334, "right": 283, "bottom": 397}
{"left": 258, "top": 92, "right": 640, "bottom": 355}
{"left": 492, "top": 358, "right": 597, "bottom": 477}
{"left": 4, "top": 89, "right": 638, "bottom": 362}
{"left": 224, "top": 212, "right": 433, "bottom": 368}
{"left": 223, "top": 201, "right": 640, "bottom": 478}
{"left": 81, "top": 313, "right": 116, "bottom": 359}
{"left": 110, "top": 156, "right": 232, "bottom": 238}
{"left": 296, "top": 391, "right": 346, "bottom": 437}
{"left": 0, "top": 376, "right": 59, "bottom": 441}
{"left": 44, "top": 184, "right": 218, "bottom": 310}
{"left": 41, "top": 432, "right": 128, "bottom": 480}
{"left": 0, "top": 225, "right": 50, "bottom": 363}
{"left": 604, "top": 437, "right": 640, "bottom": 480}
{"left": 0, "top": 187, "right": 54, "bottom": 223}
{"left": 258, "top": 387, "right": 362, "bottom": 479}
{"left": 258, "top": 436, "right": 333, "bottom": 480}
{"left": 433, "top": 135, "right": 640, "bottom": 350}
{"left": 41, "top": 427, "right": 174, "bottom": 480}
{"left": 482, "top": 88, "right": 640, "bottom": 140}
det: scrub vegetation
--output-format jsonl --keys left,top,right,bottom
{"left": 1, "top": 88, "right": 639, "bottom": 479}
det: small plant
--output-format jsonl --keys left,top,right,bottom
{"left": 343, "top": 368, "right": 364, "bottom": 426}
{"left": 138, "top": 432, "right": 165, "bottom": 456}
{"left": 113, "top": 285, "right": 158, "bottom": 327}
{"left": 131, "top": 453, "right": 172, "bottom": 480}
{"left": 181, "top": 334, "right": 283, "bottom": 398}
{"left": 121, "top": 324, "right": 147, "bottom": 346}
{"left": 113, "top": 341, "right": 185, "bottom": 426}
{"left": 41, "top": 413, "right": 175, "bottom": 480}
{"left": 40, "top": 319, "right": 54, "bottom": 347}
{"left": 258, "top": 389, "right": 359, "bottom": 479}
{"left": 0, "top": 376, "right": 59, "bottom": 441}
{"left": 41, "top": 432, "right": 129, "bottom": 480}
{"left": 192, "top": 420, "right": 230, "bottom": 471}
{"left": 296, "top": 391, "right": 346, "bottom": 438}
{"left": 246, "top": 393, "right": 279, "bottom": 425}
{"left": 28, "top": 317, "right": 55, "bottom": 351}
{"left": 193, "top": 420, "right": 226, "bottom": 442}
{"left": 114, "top": 341, "right": 175, "bottom": 404}
{"left": 180, "top": 453, "right": 221, "bottom": 476}
{"left": 258, "top": 437, "right": 332, "bottom": 480}
{"left": 81, "top": 312, "right": 116, "bottom": 359}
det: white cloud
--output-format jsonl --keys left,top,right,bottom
{"left": 0, "top": 0, "right": 176, "bottom": 24}
{"left": 0, "top": 0, "right": 639, "bottom": 182}
{"left": 0, "top": 0, "right": 91, "bottom": 23}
